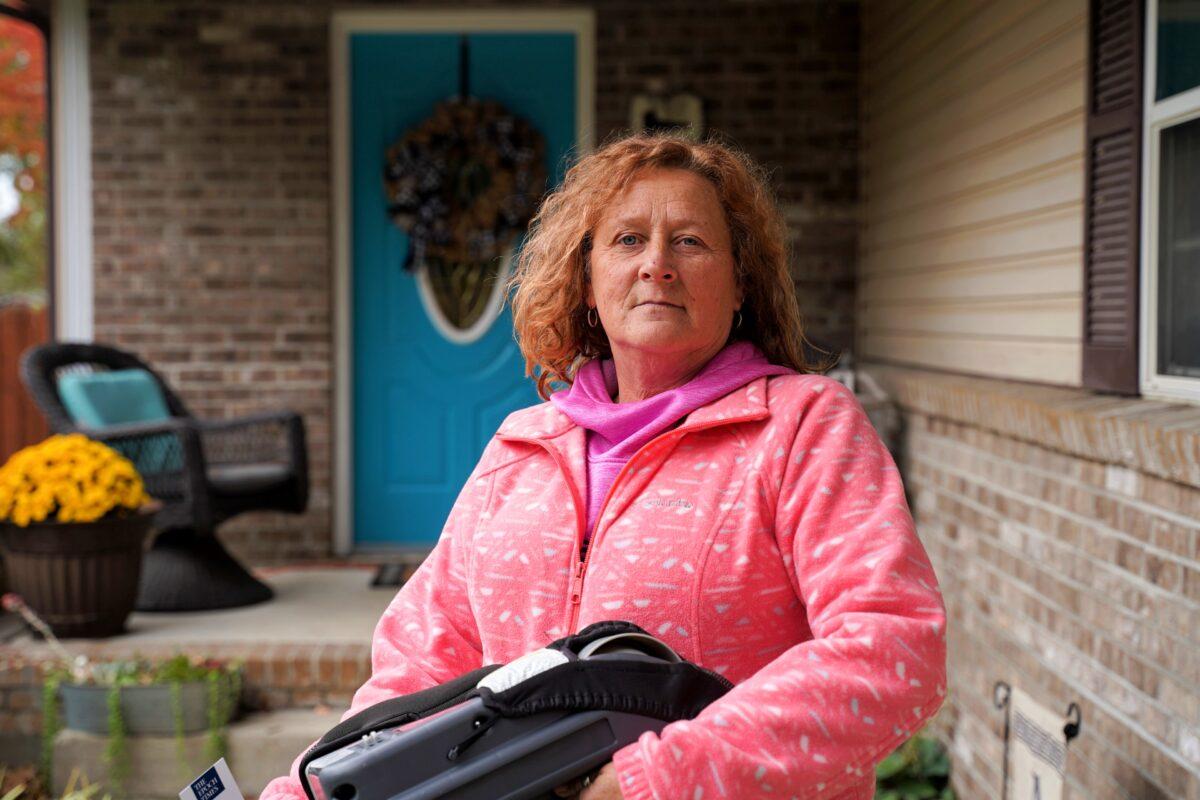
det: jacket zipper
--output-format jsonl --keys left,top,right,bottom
{"left": 496, "top": 409, "right": 768, "bottom": 636}
{"left": 565, "top": 443, "right": 666, "bottom": 632}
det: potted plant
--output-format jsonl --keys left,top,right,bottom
{"left": 6, "top": 596, "right": 242, "bottom": 792}
{"left": 0, "top": 433, "right": 159, "bottom": 637}
{"left": 43, "top": 655, "right": 243, "bottom": 792}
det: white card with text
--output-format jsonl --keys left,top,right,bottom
{"left": 180, "top": 758, "right": 245, "bottom": 800}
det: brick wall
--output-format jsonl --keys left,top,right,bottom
{"left": 867, "top": 364, "right": 1200, "bottom": 800}
{"left": 87, "top": 0, "right": 859, "bottom": 560}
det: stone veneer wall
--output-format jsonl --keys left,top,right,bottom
{"left": 864, "top": 363, "right": 1200, "bottom": 800}
{"left": 86, "top": 0, "right": 860, "bottom": 561}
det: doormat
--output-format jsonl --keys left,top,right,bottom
{"left": 371, "top": 562, "right": 416, "bottom": 588}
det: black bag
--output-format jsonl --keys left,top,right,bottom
{"left": 299, "top": 620, "right": 733, "bottom": 800}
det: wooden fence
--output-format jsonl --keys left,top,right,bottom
{"left": 0, "top": 302, "right": 50, "bottom": 461}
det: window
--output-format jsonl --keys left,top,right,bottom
{"left": 1142, "top": 0, "right": 1200, "bottom": 399}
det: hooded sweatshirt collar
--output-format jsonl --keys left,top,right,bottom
{"left": 548, "top": 340, "right": 795, "bottom": 459}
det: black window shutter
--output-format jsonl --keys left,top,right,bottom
{"left": 1083, "top": 0, "right": 1145, "bottom": 394}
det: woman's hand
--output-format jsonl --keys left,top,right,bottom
{"left": 553, "top": 761, "right": 622, "bottom": 800}
{"left": 579, "top": 762, "right": 622, "bottom": 800}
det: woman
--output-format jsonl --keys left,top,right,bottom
{"left": 262, "top": 133, "right": 947, "bottom": 800}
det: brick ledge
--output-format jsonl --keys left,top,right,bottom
{"left": 860, "top": 362, "right": 1200, "bottom": 490}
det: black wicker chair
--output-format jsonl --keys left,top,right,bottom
{"left": 19, "top": 341, "right": 309, "bottom": 612}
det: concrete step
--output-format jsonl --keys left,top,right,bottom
{"left": 53, "top": 707, "right": 338, "bottom": 799}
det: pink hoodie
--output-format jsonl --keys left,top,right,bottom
{"left": 261, "top": 373, "right": 947, "bottom": 800}
{"left": 550, "top": 341, "right": 795, "bottom": 538}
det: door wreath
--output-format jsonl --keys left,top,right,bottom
{"left": 384, "top": 94, "right": 547, "bottom": 333}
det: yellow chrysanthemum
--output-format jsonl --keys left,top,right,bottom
{"left": 0, "top": 434, "right": 154, "bottom": 527}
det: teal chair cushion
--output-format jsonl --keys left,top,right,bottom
{"left": 57, "top": 368, "right": 183, "bottom": 473}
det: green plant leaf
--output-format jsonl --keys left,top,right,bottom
{"left": 59, "top": 780, "right": 104, "bottom": 800}
{"left": 40, "top": 672, "right": 62, "bottom": 787}
{"left": 876, "top": 751, "right": 909, "bottom": 780}
{"left": 876, "top": 734, "right": 954, "bottom": 795}
{"left": 103, "top": 685, "right": 129, "bottom": 798}
{"left": 916, "top": 737, "right": 940, "bottom": 759}
{"left": 204, "top": 671, "right": 227, "bottom": 765}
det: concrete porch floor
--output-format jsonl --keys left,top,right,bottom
{"left": 3, "top": 564, "right": 399, "bottom": 652}
{"left": 111, "top": 564, "right": 398, "bottom": 645}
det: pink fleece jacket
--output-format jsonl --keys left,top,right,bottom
{"left": 261, "top": 373, "right": 947, "bottom": 800}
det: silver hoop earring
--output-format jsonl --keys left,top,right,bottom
{"left": 587, "top": 307, "right": 599, "bottom": 328}
{"left": 735, "top": 310, "right": 743, "bottom": 330}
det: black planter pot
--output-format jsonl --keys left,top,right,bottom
{"left": 0, "top": 505, "right": 157, "bottom": 638}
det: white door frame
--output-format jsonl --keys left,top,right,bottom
{"left": 329, "top": 8, "right": 596, "bottom": 555}
{"left": 52, "top": 0, "right": 94, "bottom": 341}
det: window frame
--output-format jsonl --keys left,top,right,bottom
{"left": 1140, "top": 0, "right": 1200, "bottom": 402}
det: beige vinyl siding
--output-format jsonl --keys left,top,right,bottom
{"left": 859, "top": 0, "right": 1088, "bottom": 385}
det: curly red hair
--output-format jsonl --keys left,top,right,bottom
{"left": 508, "top": 131, "right": 836, "bottom": 400}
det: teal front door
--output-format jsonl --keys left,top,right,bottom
{"left": 350, "top": 31, "right": 578, "bottom": 548}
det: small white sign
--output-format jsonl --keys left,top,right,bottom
{"left": 180, "top": 758, "right": 245, "bottom": 800}
{"left": 1008, "top": 687, "right": 1067, "bottom": 800}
